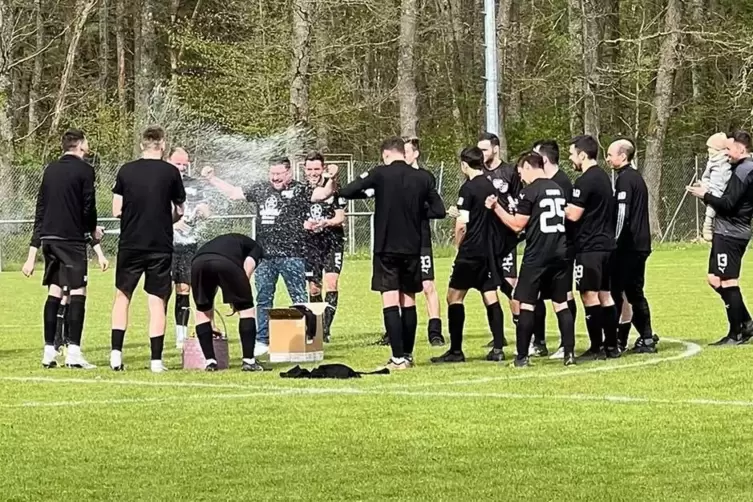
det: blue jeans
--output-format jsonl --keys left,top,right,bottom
{"left": 255, "top": 257, "right": 308, "bottom": 344}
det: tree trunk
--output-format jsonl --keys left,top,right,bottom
{"left": 600, "top": 0, "right": 619, "bottom": 129}
{"left": 115, "top": 0, "right": 126, "bottom": 114}
{"left": 313, "top": 5, "right": 329, "bottom": 151}
{"left": 169, "top": 0, "right": 180, "bottom": 87}
{"left": 439, "top": 0, "right": 466, "bottom": 138}
{"left": 568, "top": 0, "right": 583, "bottom": 137}
{"left": 643, "top": 0, "right": 682, "bottom": 238}
{"left": 26, "top": 0, "right": 44, "bottom": 149}
{"left": 496, "top": 0, "right": 513, "bottom": 159}
{"left": 506, "top": 0, "right": 521, "bottom": 122}
{"left": 98, "top": 0, "right": 108, "bottom": 96}
{"left": 397, "top": 0, "right": 418, "bottom": 137}
{"left": 133, "top": 0, "right": 158, "bottom": 154}
{"left": 690, "top": 0, "right": 704, "bottom": 100}
{"left": 49, "top": 0, "right": 98, "bottom": 138}
{"left": 581, "top": 0, "right": 600, "bottom": 138}
{"left": 0, "top": 0, "right": 15, "bottom": 215}
{"left": 290, "top": 0, "right": 313, "bottom": 125}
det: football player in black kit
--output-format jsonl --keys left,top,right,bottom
{"left": 431, "top": 147, "right": 507, "bottom": 363}
{"left": 487, "top": 152, "right": 576, "bottom": 367}
{"left": 565, "top": 135, "right": 621, "bottom": 360}
{"left": 530, "top": 140, "right": 578, "bottom": 359}
{"left": 477, "top": 132, "right": 522, "bottom": 343}
{"left": 303, "top": 152, "right": 346, "bottom": 343}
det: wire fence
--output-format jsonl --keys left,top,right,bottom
{"left": 0, "top": 155, "right": 709, "bottom": 271}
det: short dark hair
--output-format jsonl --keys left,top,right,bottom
{"left": 142, "top": 126, "right": 165, "bottom": 145}
{"left": 305, "top": 152, "right": 325, "bottom": 165}
{"left": 533, "top": 139, "right": 559, "bottom": 165}
{"left": 381, "top": 136, "right": 406, "bottom": 155}
{"left": 61, "top": 129, "right": 85, "bottom": 152}
{"left": 403, "top": 137, "right": 420, "bottom": 151}
{"left": 729, "top": 130, "right": 752, "bottom": 152}
{"left": 478, "top": 132, "right": 500, "bottom": 147}
{"left": 517, "top": 151, "right": 545, "bottom": 170}
{"left": 569, "top": 135, "right": 599, "bottom": 160}
{"left": 614, "top": 138, "right": 636, "bottom": 162}
{"left": 269, "top": 156, "right": 292, "bottom": 169}
{"left": 460, "top": 146, "right": 485, "bottom": 170}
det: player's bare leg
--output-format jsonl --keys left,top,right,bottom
{"left": 110, "top": 289, "right": 131, "bottom": 371}
{"left": 42, "top": 284, "right": 64, "bottom": 368}
{"left": 423, "top": 280, "right": 445, "bottom": 346}
{"left": 432, "top": 288, "right": 468, "bottom": 363}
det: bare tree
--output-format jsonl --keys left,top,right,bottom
{"left": 290, "top": 0, "right": 313, "bottom": 125}
{"left": 690, "top": 0, "right": 704, "bottom": 100}
{"left": 644, "top": 0, "right": 682, "bottom": 237}
{"left": 115, "top": 0, "right": 126, "bottom": 113}
{"left": 568, "top": 0, "right": 583, "bottom": 137}
{"left": 27, "top": 0, "right": 45, "bottom": 149}
{"left": 397, "top": 0, "right": 418, "bottom": 137}
{"left": 134, "top": 0, "right": 158, "bottom": 152}
{"left": 496, "top": 0, "right": 513, "bottom": 160}
{"left": 98, "top": 0, "right": 108, "bottom": 95}
{"left": 49, "top": 0, "right": 98, "bottom": 138}
{"left": 436, "top": 0, "right": 466, "bottom": 139}
{"left": 0, "top": 0, "right": 15, "bottom": 210}
{"left": 581, "top": 0, "right": 600, "bottom": 138}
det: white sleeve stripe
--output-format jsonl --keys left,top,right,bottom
{"left": 615, "top": 203, "right": 626, "bottom": 240}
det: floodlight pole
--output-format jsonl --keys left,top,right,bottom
{"left": 483, "top": 0, "right": 500, "bottom": 135}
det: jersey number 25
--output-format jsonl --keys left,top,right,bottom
{"left": 539, "top": 198, "right": 566, "bottom": 234}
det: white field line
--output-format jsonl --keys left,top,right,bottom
{"left": 0, "top": 338, "right": 701, "bottom": 393}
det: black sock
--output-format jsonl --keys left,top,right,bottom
{"left": 175, "top": 294, "right": 190, "bottom": 327}
{"left": 533, "top": 300, "right": 546, "bottom": 345}
{"left": 111, "top": 329, "right": 126, "bottom": 352}
{"left": 512, "top": 313, "right": 520, "bottom": 326}
{"left": 383, "top": 306, "right": 404, "bottom": 359}
{"left": 401, "top": 306, "right": 418, "bottom": 355}
{"left": 741, "top": 302, "right": 752, "bottom": 324}
{"left": 310, "top": 293, "right": 323, "bottom": 303}
{"left": 618, "top": 322, "right": 631, "bottom": 347}
{"left": 43, "top": 296, "right": 62, "bottom": 346}
{"left": 239, "top": 317, "right": 257, "bottom": 360}
{"left": 54, "top": 303, "right": 68, "bottom": 346}
{"left": 568, "top": 298, "right": 577, "bottom": 326}
{"left": 196, "top": 322, "right": 216, "bottom": 360}
{"left": 516, "top": 310, "right": 535, "bottom": 359}
{"left": 486, "top": 302, "right": 505, "bottom": 350}
{"left": 428, "top": 318, "right": 442, "bottom": 340}
{"left": 324, "top": 291, "right": 339, "bottom": 335}
{"left": 448, "top": 304, "right": 465, "bottom": 353}
{"left": 150, "top": 335, "right": 165, "bottom": 361}
{"left": 602, "top": 304, "right": 619, "bottom": 348}
{"left": 556, "top": 308, "right": 575, "bottom": 352}
{"left": 584, "top": 305, "right": 603, "bottom": 350}
{"left": 721, "top": 287, "right": 745, "bottom": 338}
{"left": 499, "top": 281, "right": 514, "bottom": 299}
{"left": 66, "top": 295, "right": 86, "bottom": 346}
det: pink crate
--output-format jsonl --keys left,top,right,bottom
{"left": 182, "top": 336, "right": 230, "bottom": 370}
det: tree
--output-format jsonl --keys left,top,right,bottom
{"left": 134, "top": 0, "right": 158, "bottom": 152}
{"left": 290, "top": 0, "right": 313, "bottom": 125}
{"left": 496, "top": 0, "right": 513, "bottom": 160}
{"left": 568, "top": 0, "right": 583, "bottom": 137}
{"left": 644, "top": 0, "right": 682, "bottom": 237}
{"left": 0, "top": 0, "right": 15, "bottom": 212}
{"left": 115, "top": 0, "right": 127, "bottom": 114}
{"left": 581, "top": 0, "right": 600, "bottom": 138}
{"left": 26, "top": 0, "right": 45, "bottom": 149}
{"left": 398, "top": 0, "right": 418, "bottom": 137}
{"left": 98, "top": 0, "right": 109, "bottom": 95}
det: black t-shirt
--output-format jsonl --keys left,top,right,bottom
{"left": 484, "top": 161, "right": 522, "bottom": 212}
{"left": 194, "top": 233, "right": 264, "bottom": 270}
{"left": 571, "top": 166, "right": 616, "bottom": 253}
{"left": 419, "top": 167, "right": 437, "bottom": 249}
{"left": 550, "top": 169, "right": 576, "bottom": 256}
{"left": 113, "top": 159, "right": 186, "bottom": 253}
{"left": 338, "top": 161, "right": 445, "bottom": 256}
{"left": 614, "top": 166, "right": 652, "bottom": 253}
{"left": 306, "top": 190, "right": 347, "bottom": 249}
{"left": 516, "top": 178, "right": 568, "bottom": 266}
{"left": 244, "top": 181, "right": 310, "bottom": 258}
{"left": 456, "top": 175, "right": 499, "bottom": 259}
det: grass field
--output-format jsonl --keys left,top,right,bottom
{"left": 1, "top": 244, "right": 752, "bottom": 501}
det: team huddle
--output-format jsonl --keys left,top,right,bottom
{"left": 22, "top": 122, "right": 753, "bottom": 372}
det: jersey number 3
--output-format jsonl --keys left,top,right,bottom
{"left": 539, "top": 198, "right": 566, "bottom": 234}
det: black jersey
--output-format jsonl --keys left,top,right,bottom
{"left": 484, "top": 161, "right": 522, "bottom": 212}
{"left": 550, "top": 169, "right": 575, "bottom": 255}
{"left": 571, "top": 166, "right": 616, "bottom": 253}
{"left": 419, "top": 167, "right": 437, "bottom": 249}
{"left": 307, "top": 192, "right": 346, "bottom": 240}
{"left": 194, "top": 233, "right": 264, "bottom": 270}
{"left": 516, "top": 178, "right": 568, "bottom": 266}
{"left": 614, "top": 165, "right": 651, "bottom": 253}
{"left": 456, "top": 175, "right": 500, "bottom": 259}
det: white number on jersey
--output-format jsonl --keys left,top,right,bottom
{"left": 539, "top": 197, "right": 566, "bottom": 234}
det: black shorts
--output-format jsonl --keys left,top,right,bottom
{"left": 611, "top": 250, "right": 648, "bottom": 297}
{"left": 499, "top": 249, "right": 518, "bottom": 280}
{"left": 306, "top": 240, "right": 345, "bottom": 284}
{"left": 191, "top": 254, "right": 254, "bottom": 312}
{"left": 514, "top": 259, "right": 571, "bottom": 305}
{"left": 420, "top": 247, "right": 435, "bottom": 281}
{"left": 541, "top": 258, "right": 575, "bottom": 300}
{"left": 574, "top": 251, "right": 612, "bottom": 292}
{"left": 42, "top": 240, "right": 88, "bottom": 291}
{"left": 172, "top": 243, "right": 198, "bottom": 285}
{"left": 709, "top": 235, "right": 748, "bottom": 280}
{"left": 449, "top": 257, "right": 498, "bottom": 292}
{"left": 371, "top": 253, "right": 422, "bottom": 294}
{"left": 116, "top": 249, "right": 172, "bottom": 298}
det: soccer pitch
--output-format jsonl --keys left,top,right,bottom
{"left": 1, "top": 245, "right": 752, "bottom": 501}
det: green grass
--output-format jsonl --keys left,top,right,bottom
{"left": 1, "top": 245, "right": 753, "bottom": 501}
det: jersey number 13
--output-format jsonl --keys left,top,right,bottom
{"left": 539, "top": 198, "right": 566, "bottom": 234}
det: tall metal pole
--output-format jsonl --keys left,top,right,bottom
{"left": 483, "top": 0, "right": 499, "bottom": 135}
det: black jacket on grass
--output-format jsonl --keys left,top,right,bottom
{"left": 31, "top": 154, "right": 97, "bottom": 247}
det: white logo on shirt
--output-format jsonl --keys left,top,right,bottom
{"left": 360, "top": 172, "right": 369, "bottom": 179}
{"left": 717, "top": 253, "right": 728, "bottom": 273}
{"left": 310, "top": 204, "right": 324, "bottom": 221}
{"left": 572, "top": 189, "right": 581, "bottom": 198}
{"left": 281, "top": 190, "right": 294, "bottom": 199}
{"left": 492, "top": 179, "right": 509, "bottom": 193}
{"left": 618, "top": 191, "right": 627, "bottom": 200}
{"left": 260, "top": 195, "right": 280, "bottom": 225}
{"left": 457, "top": 197, "right": 464, "bottom": 206}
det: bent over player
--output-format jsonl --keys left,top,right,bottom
{"left": 191, "top": 233, "right": 265, "bottom": 372}
{"left": 488, "top": 152, "right": 576, "bottom": 367}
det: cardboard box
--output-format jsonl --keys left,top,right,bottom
{"left": 268, "top": 303, "right": 327, "bottom": 363}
